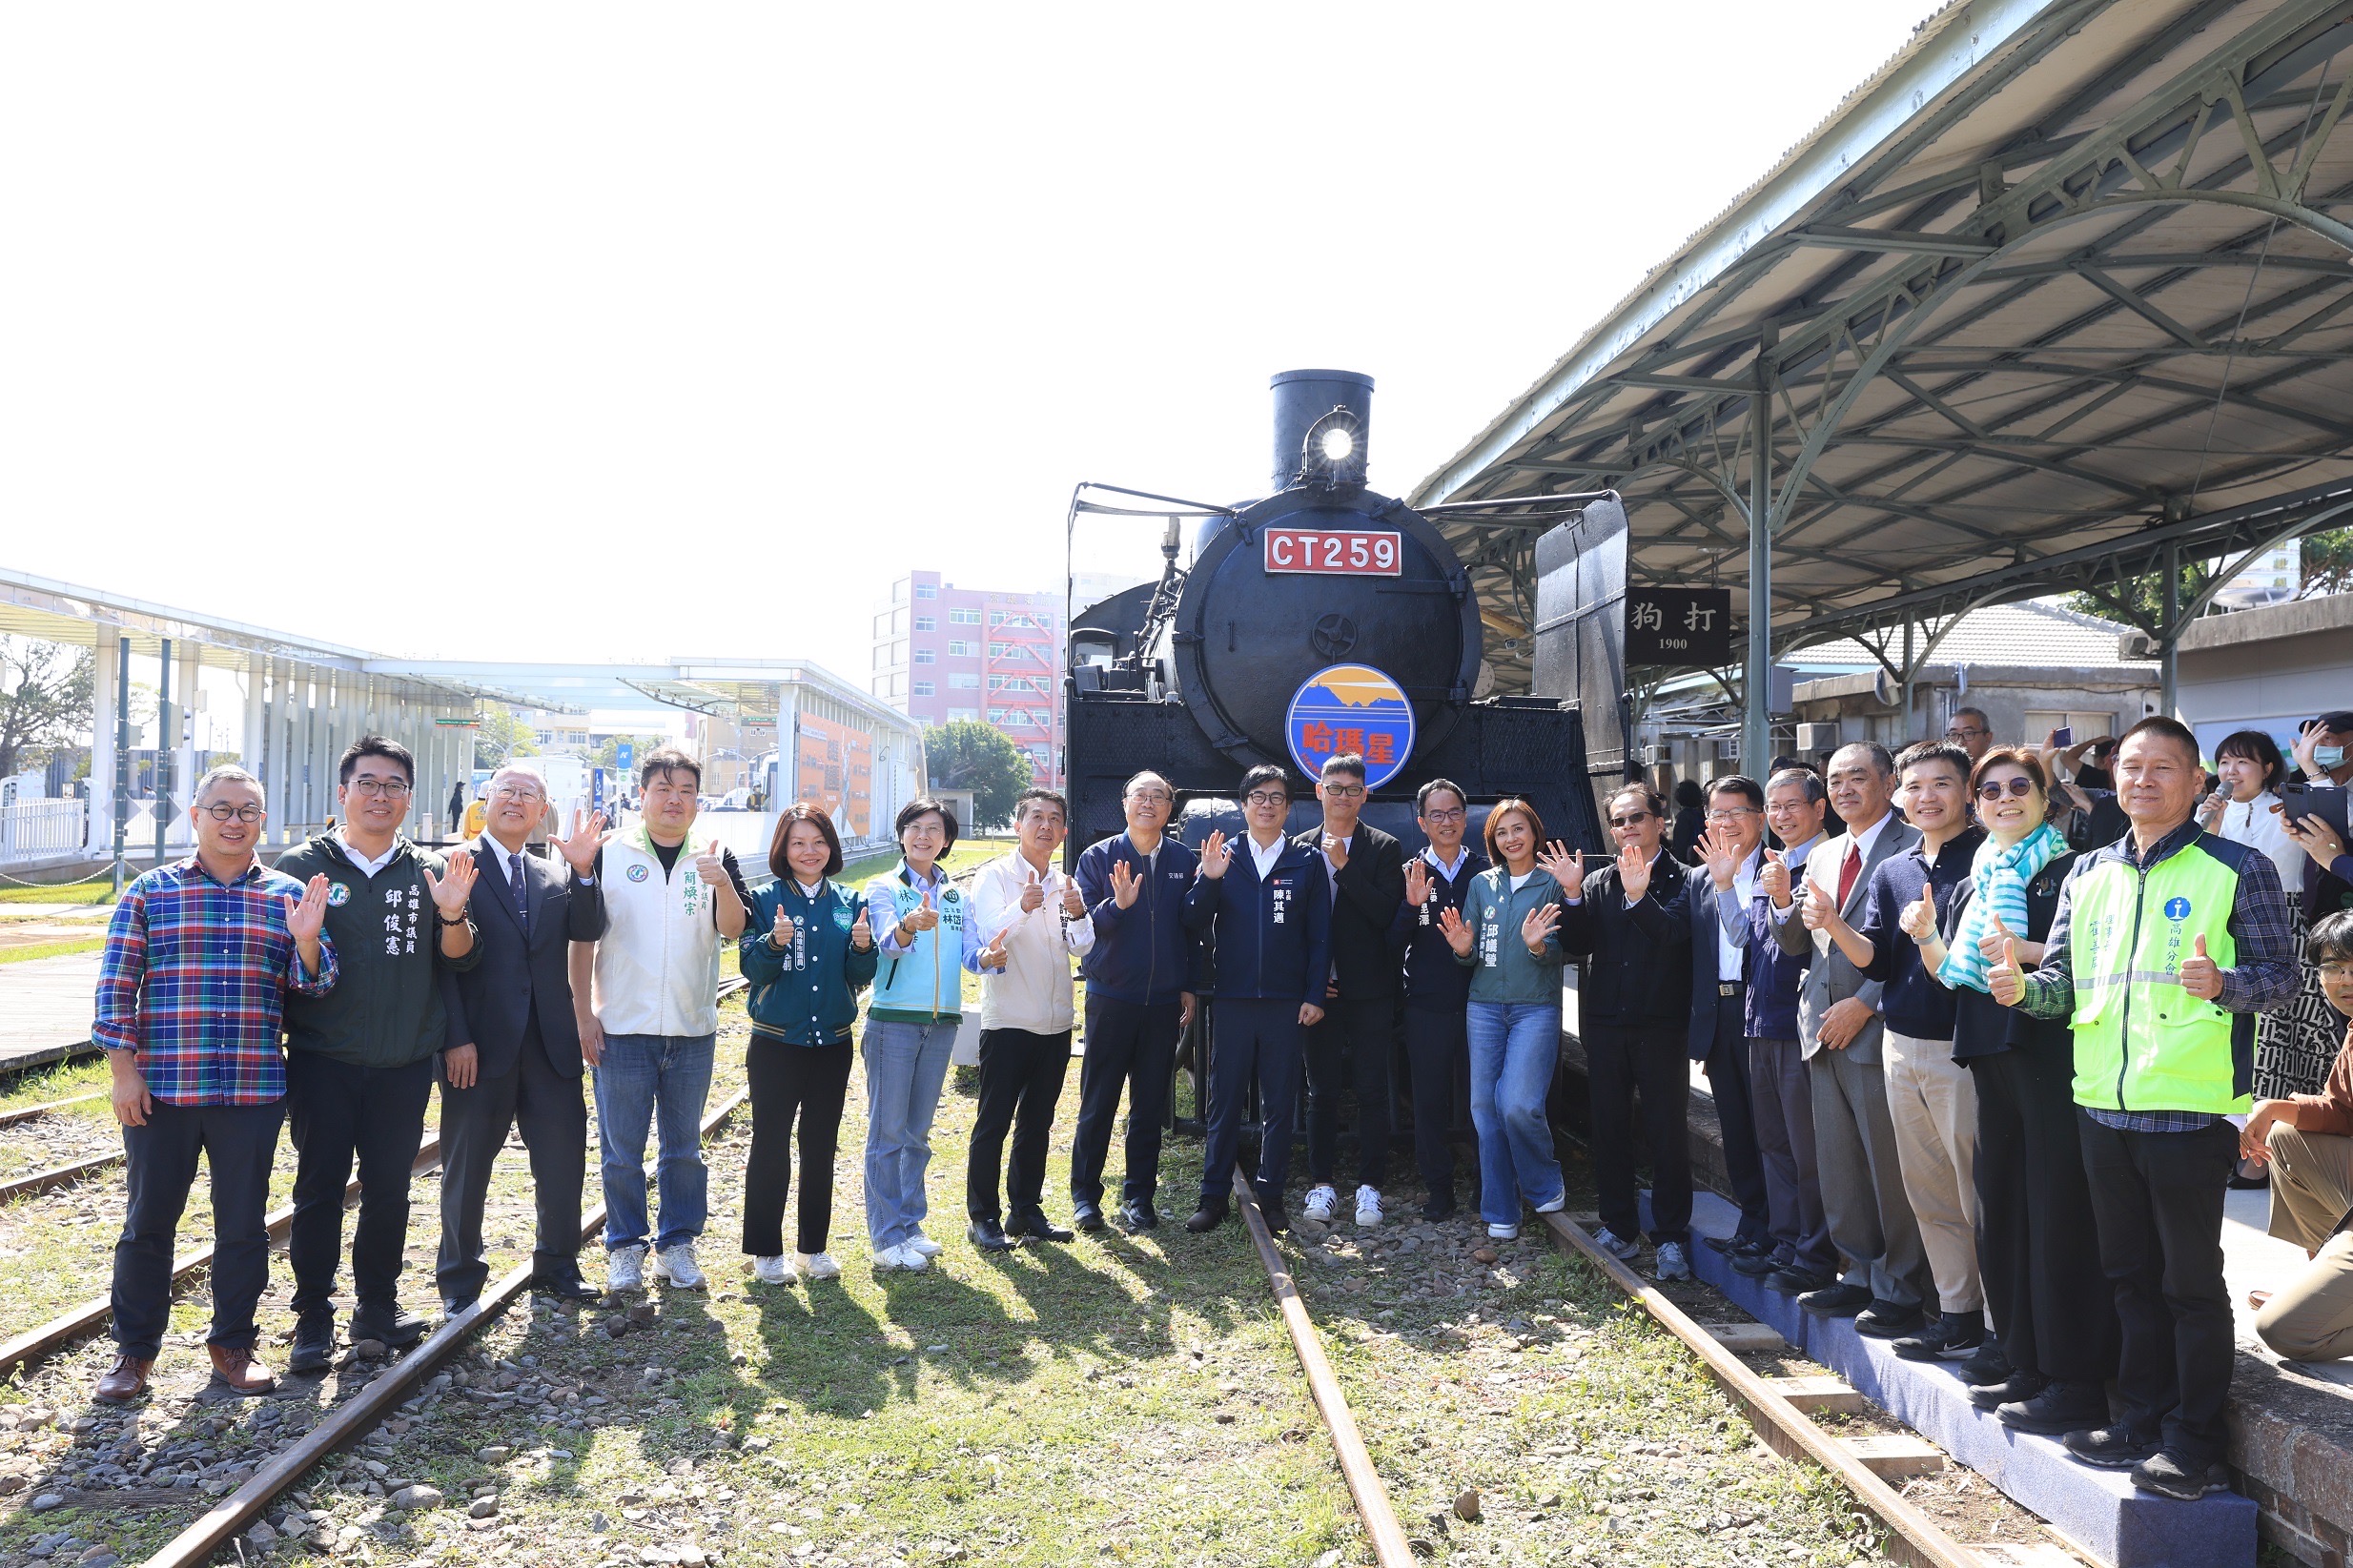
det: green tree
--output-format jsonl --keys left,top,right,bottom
{"left": 0, "top": 636, "right": 92, "bottom": 781}
{"left": 924, "top": 719, "right": 1032, "bottom": 830}
{"left": 2067, "top": 560, "right": 2216, "bottom": 629}
{"left": 473, "top": 704, "right": 541, "bottom": 769}
{"left": 2302, "top": 527, "right": 2353, "bottom": 597}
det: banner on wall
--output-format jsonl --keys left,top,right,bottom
{"left": 794, "top": 715, "right": 872, "bottom": 839}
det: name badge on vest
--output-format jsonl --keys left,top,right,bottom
{"left": 1270, "top": 875, "right": 1292, "bottom": 926}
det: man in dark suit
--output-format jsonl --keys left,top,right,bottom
{"left": 1687, "top": 776, "right": 1775, "bottom": 1260}
{"left": 437, "top": 764, "right": 609, "bottom": 1313}
{"left": 1295, "top": 754, "right": 1407, "bottom": 1229}
{"left": 1556, "top": 783, "right": 1697, "bottom": 1280}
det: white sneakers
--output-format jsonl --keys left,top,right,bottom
{"left": 903, "top": 1232, "right": 944, "bottom": 1258}
{"left": 1354, "top": 1186, "right": 1383, "bottom": 1228}
{"left": 798, "top": 1252, "right": 841, "bottom": 1281}
{"left": 1533, "top": 1193, "right": 1566, "bottom": 1215}
{"left": 750, "top": 1255, "right": 796, "bottom": 1286}
{"left": 606, "top": 1244, "right": 646, "bottom": 1293}
{"left": 1655, "top": 1242, "right": 1692, "bottom": 1282}
{"left": 873, "top": 1243, "right": 931, "bottom": 1273}
{"left": 648, "top": 1243, "right": 706, "bottom": 1291}
{"left": 1302, "top": 1186, "right": 1339, "bottom": 1223}
{"left": 1486, "top": 1222, "right": 1520, "bottom": 1240}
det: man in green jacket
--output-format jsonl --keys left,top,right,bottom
{"left": 1993, "top": 716, "right": 2298, "bottom": 1499}
{"left": 276, "top": 737, "right": 480, "bottom": 1372}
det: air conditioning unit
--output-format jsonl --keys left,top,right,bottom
{"left": 1796, "top": 722, "right": 1841, "bottom": 755}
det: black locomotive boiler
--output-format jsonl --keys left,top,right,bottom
{"left": 1063, "top": 369, "right": 1609, "bottom": 861}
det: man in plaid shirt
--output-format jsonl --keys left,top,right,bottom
{"left": 92, "top": 764, "right": 335, "bottom": 1403}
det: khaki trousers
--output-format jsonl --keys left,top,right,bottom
{"left": 1882, "top": 1029, "right": 1982, "bottom": 1314}
{"left": 2259, "top": 1123, "right": 2353, "bottom": 1363}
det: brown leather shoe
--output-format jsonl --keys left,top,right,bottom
{"left": 95, "top": 1355, "right": 153, "bottom": 1403}
{"left": 208, "top": 1343, "right": 276, "bottom": 1394}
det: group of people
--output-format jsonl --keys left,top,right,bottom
{"left": 86, "top": 709, "right": 2353, "bottom": 1511}
{"left": 1618, "top": 706, "right": 2353, "bottom": 1504}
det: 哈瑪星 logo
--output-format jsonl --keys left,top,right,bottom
{"left": 1285, "top": 663, "right": 1415, "bottom": 791}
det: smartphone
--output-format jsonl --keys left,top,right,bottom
{"left": 2052, "top": 725, "right": 2074, "bottom": 748}
{"left": 2280, "top": 782, "right": 2351, "bottom": 840}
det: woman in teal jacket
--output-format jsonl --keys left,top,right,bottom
{"left": 739, "top": 804, "right": 877, "bottom": 1285}
{"left": 1441, "top": 799, "right": 1569, "bottom": 1239}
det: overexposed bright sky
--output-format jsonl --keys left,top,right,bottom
{"left": 0, "top": 5, "right": 1926, "bottom": 679}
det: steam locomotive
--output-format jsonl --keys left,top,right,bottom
{"left": 1062, "top": 369, "right": 1617, "bottom": 860}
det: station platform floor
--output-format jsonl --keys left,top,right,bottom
{"left": 0, "top": 950, "right": 102, "bottom": 1076}
{"left": 1556, "top": 1024, "right": 2353, "bottom": 1565}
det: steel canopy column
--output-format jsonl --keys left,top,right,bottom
{"left": 242, "top": 654, "right": 266, "bottom": 808}
{"left": 2159, "top": 540, "right": 2181, "bottom": 718}
{"left": 87, "top": 632, "right": 120, "bottom": 857}
{"left": 1743, "top": 384, "right": 1773, "bottom": 775}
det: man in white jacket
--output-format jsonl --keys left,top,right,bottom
{"left": 967, "top": 788, "right": 1095, "bottom": 1250}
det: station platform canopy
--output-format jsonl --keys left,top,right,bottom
{"left": 1412, "top": 0, "right": 2353, "bottom": 735}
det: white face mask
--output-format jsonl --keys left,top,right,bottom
{"left": 2317, "top": 745, "right": 2348, "bottom": 770}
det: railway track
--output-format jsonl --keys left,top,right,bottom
{"left": 0, "top": 1090, "right": 106, "bottom": 1131}
{"left": 0, "top": 1152, "right": 124, "bottom": 1204}
{"left": 1229, "top": 1174, "right": 2024, "bottom": 1568}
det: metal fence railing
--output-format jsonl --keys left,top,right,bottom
{"left": 0, "top": 799, "right": 88, "bottom": 865}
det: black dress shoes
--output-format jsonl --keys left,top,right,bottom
{"left": 1968, "top": 1370, "right": 2046, "bottom": 1413}
{"left": 1072, "top": 1200, "right": 1107, "bottom": 1233}
{"left": 287, "top": 1313, "right": 336, "bottom": 1375}
{"left": 350, "top": 1304, "right": 430, "bottom": 1349}
{"left": 1954, "top": 1338, "right": 2010, "bottom": 1386}
{"left": 968, "top": 1219, "right": 1015, "bottom": 1252}
{"left": 1422, "top": 1197, "right": 1456, "bottom": 1222}
{"left": 1185, "top": 1201, "right": 1227, "bottom": 1233}
{"left": 1732, "top": 1250, "right": 1788, "bottom": 1278}
{"left": 1853, "top": 1300, "right": 1924, "bottom": 1338}
{"left": 1797, "top": 1281, "right": 1873, "bottom": 1315}
{"left": 2001, "top": 1381, "right": 2111, "bottom": 1436}
{"left": 1116, "top": 1199, "right": 1160, "bottom": 1232}
{"left": 442, "top": 1295, "right": 481, "bottom": 1319}
{"left": 530, "top": 1265, "right": 600, "bottom": 1301}
{"left": 1007, "top": 1211, "right": 1074, "bottom": 1244}
{"left": 1766, "top": 1266, "right": 1833, "bottom": 1294}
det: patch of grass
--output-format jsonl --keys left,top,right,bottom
{"left": 0, "top": 936, "right": 105, "bottom": 966}
{"left": 0, "top": 1058, "right": 110, "bottom": 1118}
{"left": 0, "top": 882, "right": 120, "bottom": 907}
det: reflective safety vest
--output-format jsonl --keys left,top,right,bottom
{"left": 2065, "top": 833, "right": 2252, "bottom": 1115}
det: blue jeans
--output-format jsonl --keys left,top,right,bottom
{"left": 592, "top": 1032, "right": 715, "bottom": 1252}
{"left": 862, "top": 1018, "right": 959, "bottom": 1250}
{"left": 1467, "top": 1002, "right": 1565, "bottom": 1227}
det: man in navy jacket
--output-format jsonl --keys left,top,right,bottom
{"left": 1071, "top": 770, "right": 1201, "bottom": 1232}
{"left": 1183, "top": 764, "right": 1331, "bottom": 1233}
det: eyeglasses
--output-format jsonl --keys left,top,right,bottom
{"left": 1321, "top": 783, "right": 1366, "bottom": 800}
{"left": 1125, "top": 788, "right": 1173, "bottom": 804}
{"left": 202, "top": 804, "right": 264, "bottom": 825}
{"left": 1945, "top": 726, "right": 1988, "bottom": 740}
{"left": 1608, "top": 811, "right": 1652, "bottom": 828}
{"left": 1245, "top": 791, "right": 1289, "bottom": 808}
{"left": 489, "top": 785, "right": 545, "bottom": 803}
{"left": 1420, "top": 807, "right": 1466, "bottom": 824}
{"left": 345, "top": 778, "right": 412, "bottom": 799}
{"left": 1975, "top": 777, "right": 2036, "bottom": 801}
{"left": 2319, "top": 962, "right": 2353, "bottom": 980}
{"left": 1705, "top": 807, "right": 1759, "bottom": 822}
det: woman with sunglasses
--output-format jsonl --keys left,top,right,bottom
{"left": 1904, "top": 746, "right": 2117, "bottom": 1434}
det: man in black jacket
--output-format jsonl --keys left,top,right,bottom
{"left": 1297, "top": 754, "right": 1407, "bottom": 1229}
{"left": 437, "top": 765, "right": 610, "bottom": 1314}
{"left": 1556, "top": 783, "right": 1697, "bottom": 1280}
{"left": 1389, "top": 779, "right": 1489, "bottom": 1219}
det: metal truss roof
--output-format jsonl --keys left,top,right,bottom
{"left": 1413, "top": 0, "right": 2353, "bottom": 691}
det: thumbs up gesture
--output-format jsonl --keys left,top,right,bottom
{"left": 904, "top": 887, "right": 941, "bottom": 933}
{"left": 1977, "top": 909, "right": 2013, "bottom": 963}
{"left": 977, "top": 927, "right": 1010, "bottom": 971}
{"left": 1019, "top": 867, "right": 1046, "bottom": 913}
{"left": 1989, "top": 935, "right": 2025, "bottom": 1007}
{"left": 770, "top": 906, "right": 798, "bottom": 949}
{"left": 849, "top": 905, "right": 873, "bottom": 952}
{"left": 692, "top": 839, "right": 726, "bottom": 886}
{"left": 1898, "top": 881, "right": 1937, "bottom": 943}
{"left": 1759, "top": 848, "right": 1790, "bottom": 906}
{"left": 2179, "top": 931, "right": 2224, "bottom": 1001}
{"left": 1062, "top": 876, "right": 1087, "bottom": 919}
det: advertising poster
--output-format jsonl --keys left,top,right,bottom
{"left": 794, "top": 714, "right": 872, "bottom": 839}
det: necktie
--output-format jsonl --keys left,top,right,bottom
{"left": 509, "top": 852, "right": 530, "bottom": 937}
{"left": 1836, "top": 842, "right": 1862, "bottom": 909}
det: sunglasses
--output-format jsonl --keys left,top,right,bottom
{"left": 1975, "top": 777, "right": 2036, "bottom": 801}
{"left": 1608, "top": 811, "right": 1652, "bottom": 828}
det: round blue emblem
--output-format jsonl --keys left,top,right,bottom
{"left": 2164, "top": 895, "right": 2192, "bottom": 921}
{"left": 1285, "top": 663, "right": 1415, "bottom": 791}
{"left": 326, "top": 883, "right": 350, "bottom": 907}
{"left": 625, "top": 864, "right": 651, "bottom": 884}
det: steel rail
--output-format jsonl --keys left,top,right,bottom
{"left": 0, "top": 1090, "right": 108, "bottom": 1130}
{"left": 0, "top": 1151, "right": 123, "bottom": 1203}
{"left": 141, "top": 1080, "right": 754, "bottom": 1568}
{"left": 1533, "top": 1209, "right": 1978, "bottom": 1568}
{"left": 1229, "top": 1166, "right": 1417, "bottom": 1568}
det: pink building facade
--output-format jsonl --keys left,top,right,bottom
{"left": 870, "top": 570, "right": 1062, "bottom": 788}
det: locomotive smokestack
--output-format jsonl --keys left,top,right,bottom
{"left": 1271, "top": 369, "right": 1373, "bottom": 493}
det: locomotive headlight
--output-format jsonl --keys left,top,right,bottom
{"left": 1320, "top": 427, "right": 1355, "bottom": 462}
